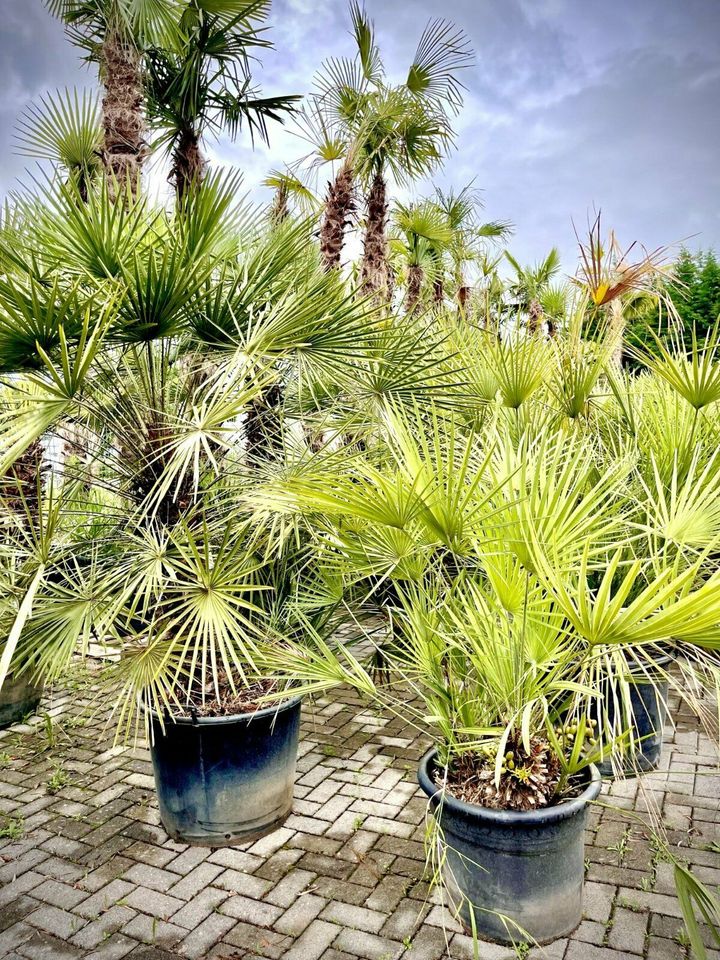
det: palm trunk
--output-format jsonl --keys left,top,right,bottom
{"left": 527, "top": 297, "right": 543, "bottom": 334}
{"left": 2, "top": 440, "right": 45, "bottom": 519}
{"left": 609, "top": 298, "right": 625, "bottom": 367}
{"left": 100, "top": 28, "right": 146, "bottom": 199}
{"left": 173, "top": 129, "right": 206, "bottom": 201}
{"left": 433, "top": 277, "right": 444, "bottom": 307}
{"left": 457, "top": 284, "right": 470, "bottom": 317}
{"left": 360, "top": 172, "right": 389, "bottom": 299}
{"left": 320, "top": 159, "right": 355, "bottom": 271}
{"left": 405, "top": 264, "right": 423, "bottom": 312}
{"left": 270, "top": 183, "right": 289, "bottom": 225}
{"left": 245, "top": 383, "right": 283, "bottom": 462}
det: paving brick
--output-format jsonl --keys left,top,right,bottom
{"left": 449, "top": 934, "right": 515, "bottom": 959}
{"left": 320, "top": 899, "right": 387, "bottom": 933}
{"left": 607, "top": 905, "right": 647, "bottom": 954}
{"left": 83, "top": 933, "right": 137, "bottom": 960}
{"left": 121, "top": 863, "right": 177, "bottom": 892}
{"left": 70, "top": 905, "right": 136, "bottom": 949}
{"left": 0, "top": 922, "right": 35, "bottom": 955}
{"left": 263, "top": 867, "right": 315, "bottom": 907}
{"left": 178, "top": 912, "right": 236, "bottom": 958}
{"left": 167, "top": 861, "right": 223, "bottom": 899}
{"left": 0, "top": 871, "right": 44, "bottom": 905}
{"left": 380, "top": 897, "right": 430, "bottom": 940}
{"left": 565, "top": 944, "right": 625, "bottom": 960}
{"left": 274, "top": 893, "right": 327, "bottom": 936}
{"left": 30, "top": 878, "right": 88, "bottom": 910}
{"left": 14, "top": 926, "right": 85, "bottom": 959}
{"left": 75, "top": 879, "right": 136, "bottom": 919}
{"left": 333, "top": 927, "right": 404, "bottom": 960}
{"left": 281, "top": 919, "right": 338, "bottom": 960}
{"left": 218, "top": 894, "right": 283, "bottom": 928}
{"left": 120, "top": 913, "right": 185, "bottom": 949}
{"left": 123, "top": 886, "right": 185, "bottom": 920}
{"left": 170, "top": 886, "right": 228, "bottom": 929}
{"left": 25, "top": 903, "right": 86, "bottom": 940}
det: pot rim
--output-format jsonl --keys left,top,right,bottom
{"left": 147, "top": 693, "right": 302, "bottom": 727}
{"left": 417, "top": 747, "right": 602, "bottom": 826}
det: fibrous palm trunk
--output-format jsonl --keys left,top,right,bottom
{"left": 320, "top": 159, "right": 355, "bottom": 271}
{"left": 457, "top": 284, "right": 470, "bottom": 317}
{"left": 270, "top": 183, "right": 289, "bottom": 225}
{"left": 100, "top": 28, "right": 147, "bottom": 199}
{"left": 405, "top": 264, "right": 423, "bottom": 313}
{"left": 360, "top": 172, "right": 390, "bottom": 299}
{"left": 172, "top": 128, "right": 207, "bottom": 201}
{"left": 245, "top": 383, "right": 283, "bottom": 462}
{"left": 609, "top": 298, "right": 625, "bottom": 367}
{"left": 527, "top": 297, "right": 543, "bottom": 333}
{"left": 2, "top": 440, "right": 45, "bottom": 518}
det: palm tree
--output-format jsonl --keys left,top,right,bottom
{"left": 505, "top": 247, "right": 562, "bottom": 333}
{"left": 263, "top": 169, "right": 317, "bottom": 225}
{"left": 311, "top": 3, "right": 473, "bottom": 292}
{"left": 390, "top": 187, "right": 511, "bottom": 314}
{"left": 389, "top": 200, "right": 452, "bottom": 312}
{"left": 573, "top": 214, "right": 671, "bottom": 365}
{"left": 433, "top": 184, "right": 512, "bottom": 311}
{"left": 14, "top": 89, "right": 103, "bottom": 202}
{"left": 46, "top": 0, "right": 177, "bottom": 197}
{"left": 145, "top": 0, "right": 300, "bottom": 198}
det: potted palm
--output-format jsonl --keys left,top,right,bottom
{"left": 255, "top": 400, "right": 720, "bottom": 944}
{"left": 0, "top": 157, "right": 382, "bottom": 844}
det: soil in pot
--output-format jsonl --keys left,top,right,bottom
{"left": 418, "top": 747, "right": 601, "bottom": 945}
{"left": 0, "top": 671, "right": 43, "bottom": 729}
{"left": 150, "top": 679, "right": 301, "bottom": 847}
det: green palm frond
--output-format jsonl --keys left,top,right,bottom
{"left": 14, "top": 89, "right": 102, "bottom": 182}
{"left": 406, "top": 18, "right": 474, "bottom": 111}
{"left": 0, "top": 276, "right": 86, "bottom": 372}
{"left": 638, "top": 322, "right": 720, "bottom": 411}
{"left": 349, "top": 0, "right": 383, "bottom": 84}
{"left": 28, "top": 175, "right": 160, "bottom": 280}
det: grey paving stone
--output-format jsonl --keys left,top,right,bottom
{"left": 123, "top": 886, "right": 185, "bottom": 920}
{"left": 70, "top": 905, "right": 137, "bottom": 949}
{"left": 30, "top": 878, "right": 88, "bottom": 911}
{"left": 84, "top": 933, "right": 138, "bottom": 960}
{"left": 75, "top": 879, "right": 136, "bottom": 919}
{"left": 170, "top": 886, "right": 228, "bottom": 929}
{"left": 177, "top": 912, "right": 236, "bottom": 958}
{"left": 218, "top": 893, "right": 283, "bottom": 928}
{"left": 120, "top": 913, "right": 186, "bottom": 949}
{"left": 332, "top": 927, "right": 405, "bottom": 960}
{"left": 281, "top": 919, "right": 338, "bottom": 960}
{"left": 274, "top": 893, "right": 327, "bottom": 936}
{"left": 25, "top": 903, "right": 86, "bottom": 940}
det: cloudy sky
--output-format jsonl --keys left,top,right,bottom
{"left": 1, "top": 0, "right": 719, "bottom": 270}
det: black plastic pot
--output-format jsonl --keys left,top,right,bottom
{"left": 595, "top": 658, "right": 669, "bottom": 778}
{"left": 149, "top": 696, "right": 301, "bottom": 847}
{"left": 418, "top": 749, "right": 601, "bottom": 945}
{"left": 0, "top": 671, "right": 43, "bottom": 729}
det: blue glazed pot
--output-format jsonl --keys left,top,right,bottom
{"left": 0, "top": 672, "right": 43, "bottom": 729}
{"left": 150, "top": 696, "right": 301, "bottom": 846}
{"left": 418, "top": 749, "right": 601, "bottom": 945}
{"left": 596, "top": 676, "right": 668, "bottom": 778}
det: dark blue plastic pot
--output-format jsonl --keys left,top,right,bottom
{"left": 596, "top": 662, "right": 669, "bottom": 778}
{"left": 0, "top": 672, "right": 43, "bottom": 729}
{"left": 418, "top": 749, "right": 601, "bottom": 945}
{"left": 150, "top": 696, "right": 301, "bottom": 847}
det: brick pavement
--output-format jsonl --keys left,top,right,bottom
{"left": 0, "top": 669, "right": 717, "bottom": 960}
